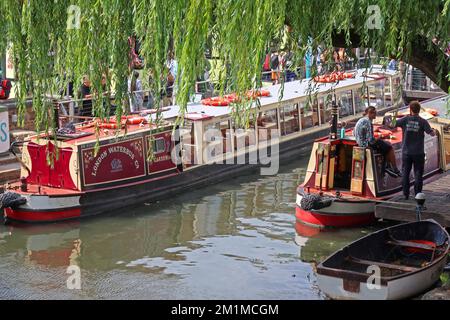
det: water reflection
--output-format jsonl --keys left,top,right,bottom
{"left": 294, "top": 221, "right": 396, "bottom": 264}
{"left": 0, "top": 149, "right": 372, "bottom": 299}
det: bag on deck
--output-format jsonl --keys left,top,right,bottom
{"left": 0, "top": 79, "right": 12, "bottom": 99}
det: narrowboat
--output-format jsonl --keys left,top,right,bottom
{"left": 295, "top": 95, "right": 448, "bottom": 228}
{"left": 316, "top": 219, "right": 450, "bottom": 300}
{"left": 2, "top": 68, "right": 403, "bottom": 223}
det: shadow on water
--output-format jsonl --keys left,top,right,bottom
{"left": 0, "top": 146, "right": 392, "bottom": 299}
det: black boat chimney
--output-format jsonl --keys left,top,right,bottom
{"left": 329, "top": 100, "right": 338, "bottom": 140}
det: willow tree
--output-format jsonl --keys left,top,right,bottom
{"left": 0, "top": 0, "right": 448, "bottom": 132}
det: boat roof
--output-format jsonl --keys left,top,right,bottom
{"left": 420, "top": 94, "right": 449, "bottom": 119}
{"left": 34, "top": 67, "right": 397, "bottom": 145}
{"left": 149, "top": 68, "right": 398, "bottom": 122}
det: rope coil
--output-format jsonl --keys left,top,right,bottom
{"left": 0, "top": 192, "right": 27, "bottom": 210}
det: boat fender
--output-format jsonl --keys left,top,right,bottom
{"left": 0, "top": 191, "right": 27, "bottom": 210}
{"left": 300, "top": 193, "right": 334, "bottom": 211}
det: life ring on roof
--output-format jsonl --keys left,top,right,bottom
{"left": 247, "top": 89, "right": 271, "bottom": 98}
{"left": 224, "top": 93, "right": 239, "bottom": 103}
{"left": 314, "top": 71, "right": 356, "bottom": 83}
{"left": 201, "top": 96, "right": 231, "bottom": 106}
{"left": 374, "top": 129, "right": 392, "bottom": 139}
{"left": 425, "top": 108, "right": 439, "bottom": 116}
{"left": 126, "top": 117, "right": 147, "bottom": 125}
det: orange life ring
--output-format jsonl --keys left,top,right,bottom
{"left": 201, "top": 89, "right": 270, "bottom": 106}
{"left": 126, "top": 117, "right": 147, "bottom": 125}
{"left": 201, "top": 97, "right": 230, "bottom": 106}
{"left": 224, "top": 93, "right": 239, "bottom": 103}
{"left": 246, "top": 90, "right": 271, "bottom": 99}
{"left": 425, "top": 108, "right": 438, "bottom": 116}
{"left": 314, "top": 71, "right": 355, "bottom": 83}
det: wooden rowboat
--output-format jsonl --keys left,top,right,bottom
{"left": 316, "top": 220, "right": 450, "bottom": 300}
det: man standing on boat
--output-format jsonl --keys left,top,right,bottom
{"left": 353, "top": 106, "right": 402, "bottom": 178}
{"left": 394, "top": 101, "right": 436, "bottom": 200}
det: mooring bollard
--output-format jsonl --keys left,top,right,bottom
{"left": 415, "top": 193, "right": 426, "bottom": 221}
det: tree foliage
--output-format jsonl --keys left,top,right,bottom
{"left": 0, "top": 0, "right": 448, "bottom": 131}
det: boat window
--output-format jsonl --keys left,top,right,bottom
{"left": 280, "top": 103, "right": 300, "bottom": 136}
{"left": 337, "top": 90, "right": 353, "bottom": 118}
{"left": 300, "top": 100, "right": 318, "bottom": 130}
{"left": 391, "top": 76, "right": 402, "bottom": 105}
{"left": 384, "top": 77, "right": 393, "bottom": 107}
{"left": 353, "top": 86, "right": 367, "bottom": 114}
{"left": 204, "top": 120, "right": 232, "bottom": 159}
{"left": 368, "top": 80, "right": 385, "bottom": 108}
{"left": 318, "top": 96, "right": 331, "bottom": 124}
{"left": 152, "top": 138, "right": 166, "bottom": 154}
{"left": 181, "top": 119, "right": 197, "bottom": 167}
{"left": 219, "top": 120, "right": 232, "bottom": 154}
{"left": 232, "top": 115, "right": 257, "bottom": 150}
{"left": 258, "top": 108, "right": 279, "bottom": 141}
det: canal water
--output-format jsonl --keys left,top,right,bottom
{"left": 0, "top": 147, "right": 389, "bottom": 299}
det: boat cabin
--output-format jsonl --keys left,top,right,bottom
{"left": 301, "top": 113, "right": 444, "bottom": 200}
{"left": 17, "top": 68, "right": 404, "bottom": 194}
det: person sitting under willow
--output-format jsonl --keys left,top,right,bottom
{"left": 353, "top": 106, "right": 402, "bottom": 178}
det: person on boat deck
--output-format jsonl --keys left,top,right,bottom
{"left": 353, "top": 106, "right": 402, "bottom": 178}
{"left": 78, "top": 75, "right": 93, "bottom": 117}
{"left": 393, "top": 101, "right": 436, "bottom": 200}
{"left": 128, "top": 71, "right": 144, "bottom": 112}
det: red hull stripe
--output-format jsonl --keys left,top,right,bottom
{"left": 295, "top": 206, "right": 375, "bottom": 228}
{"left": 4, "top": 207, "right": 81, "bottom": 222}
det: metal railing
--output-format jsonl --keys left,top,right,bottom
{"left": 402, "top": 66, "right": 444, "bottom": 92}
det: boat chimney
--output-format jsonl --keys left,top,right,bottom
{"left": 329, "top": 101, "right": 338, "bottom": 140}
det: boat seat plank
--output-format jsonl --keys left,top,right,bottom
{"left": 386, "top": 240, "right": 436, "bottom": 251}
{"left": 347, "top": 256, "right": 420, "bottom": 272}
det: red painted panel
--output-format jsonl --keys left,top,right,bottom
{"left": 81, "top": 137, "right": 146, "bottom": 186}
{"left": 295, "top": 206, "right": 375, "bottom": 228}
{"left": 147, "top": 132, "right": 177, "bottom": 174}
{"left": 26, "top": 142, "right": 77, "bottom": 190}
{"left": 4, "top": 207, "right": 81, "bottom": 222}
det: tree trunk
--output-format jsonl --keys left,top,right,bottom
{"left": 331, "top": 32, "right": 449, "bottom": 92}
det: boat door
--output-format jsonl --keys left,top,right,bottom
{"left": 350, "top": 147, "right": 366, "bottom": 195}
{"left": 314, "top": 143, "right": 335, "bottom": 190}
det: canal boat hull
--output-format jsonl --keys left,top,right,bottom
{"left": 3, "top": 127, "right": 325, "bottom": 223}
{"left": 295, "top": 193, "right": 376, "bottom": 228}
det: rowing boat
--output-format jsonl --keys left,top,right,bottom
{"left": 316, "top": 219, "right": 450, "bottom": 299}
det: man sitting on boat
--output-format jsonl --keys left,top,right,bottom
{"left": 353, "top": 106, "right": 402, "bottom": 178}
{"left": 393, "top": 101, "right": 436, "bottom": 200}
